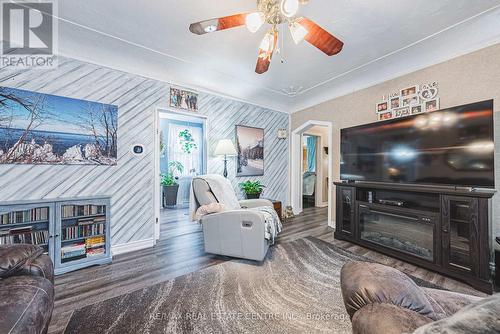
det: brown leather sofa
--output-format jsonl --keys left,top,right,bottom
{"left": 341, "top": 261, "right": 500, "bottom": 334}
{"left": 0, "top": 244, "right": 54, "bottom": 334}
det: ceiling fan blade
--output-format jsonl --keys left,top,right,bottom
{"left": 189, "top": 13, "right": 248, "bottom": 35}
{"left": 255, "top": 53, "right": 271, "bottom": 74}
{"left": 296, "top": 17, "right": 344, "bottom": 56}
{"left": 255, "top": 30, "right": 278, "bottom": 74}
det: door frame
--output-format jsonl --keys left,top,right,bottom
{"left": 290, "top": 120, "right": 333, "bottom": 227}
{"left": 153, "top": 107, "right": 209, "bottom": 241}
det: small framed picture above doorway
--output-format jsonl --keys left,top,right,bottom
{"left": 170, "top": 87, "right": 198, "bottom": 112}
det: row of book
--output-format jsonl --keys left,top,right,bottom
{"left": 78, "top": 216, "right": 106, "bottom": 226}
{"left": 62, "top": 223, "right": 105, "bottom": 241}
{"left": 61, "top": 243, "right": 86, "bottom": 259}
{"left": 61, "top": 241, "right": 105, "bottom": 260}
{"left": 1, "top": 207, "right": 49, "bottom": 225}
{"left": 86, "top": 235, "right": 105, "bottom": 248}
{"left": 87, "top": 248, "right": 105, "bottom": 257}
{"left": 0, "top": 229, "right": 49, "bottom": 246}
{"left": 61, "top": 204, "right": 106, "bottom": 218}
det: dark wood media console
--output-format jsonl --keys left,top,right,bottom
{"left": 334, "top": 182, "right": 495, "bottom": 293}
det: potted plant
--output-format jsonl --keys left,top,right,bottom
{"left": 239, "top": 180, "right": 265, "bottom": 199}
{"left": 161, "top": 161, "right": 184, "bottom": 206}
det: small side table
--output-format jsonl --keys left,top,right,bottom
{"left": 266, "top": 199, "right": 282, "bottom": 221}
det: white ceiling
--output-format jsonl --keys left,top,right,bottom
{"left": 55, "top": 0, "right": 500, "bottom": 113}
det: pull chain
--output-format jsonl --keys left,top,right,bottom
{"left": 280, "top": 24, "right": 285, "bottom": 64}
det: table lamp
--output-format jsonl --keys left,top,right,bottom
{"left": 214, "top": 139, "right": 237, "bottom": 178}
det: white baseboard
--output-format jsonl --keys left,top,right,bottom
{"left": 316, "top": 202, "right": 328, "bottom": 208}
{"left": 111, "top": 238, "right": 155, "bottom": 256}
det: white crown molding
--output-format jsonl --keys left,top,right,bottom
{"left": 289, "top": 34, "right": 500, "bottom": 114}
{"left": 9, "top": 2, "right": 500, "bottom": 114}
{"left": 295, "top": 4, "right": 500, "bottom": 98}
{"left": 55, "top": 50, "right": 291, "bottom": 115}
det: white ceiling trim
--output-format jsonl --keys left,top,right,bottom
{"left": 55, "top": 49, "right": 291, "bottom": 114}
{"left": 15, "top": 2, "right": 288, "bottom": 98}
{"left": 13, "top": 1, "right": 500, "bottom": 114}
{"left": 296, "top": 4, "right": 500, "bottom": 97}
{"left": 37, "top": 2, "right": 500, "bottom": 105}
{"left": 290, "top": 11, "right": 500, "bottom": 113}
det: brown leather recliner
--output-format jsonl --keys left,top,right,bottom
{"left": 340, "top": 261, "right": 500, "bottom": 334}
{"left": 0, "top": 244, "right": 54, "bottom": 334}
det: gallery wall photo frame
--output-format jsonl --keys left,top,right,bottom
{"left": 378, "top": 111, "right": 393, "bottom": 121}
{"left": 394, "top": 107, "right": 410, "bottom": 118}
{"left": 0, "top": 86, "right": 118, "bottom": 166}
{"left": 235, "top": 125, "right": 264, "bottom": 177}
{"left": 376, "top": 82, "right": 440, "bottom": 121}
{"left": 425, "top": 98, "right": 440, "bottom": 112}
{"left": 402, "top": 95, "right": 419, "bottom": 107}
{"left": 169, "top": 87, "right": 199, "bottom": 112}
{"left": 376, "top": 101, "right": 389, "bottom": 113}
{"left": 411, "top": 105, "right": 423, "bottom": 114}
{"left": 401, "top": 85, "right": 419, "bottom": 97}
{"left": 390, "top": 97, "right": 400, "bottom": 109}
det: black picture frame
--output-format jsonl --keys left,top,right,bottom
{"left": 235, "top": 125, "right": 264, "bottom": 177}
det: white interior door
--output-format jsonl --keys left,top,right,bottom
{"left": 154, "top": 108, "right": 208, "bottom": 241}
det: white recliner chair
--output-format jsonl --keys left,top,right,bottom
{"left": 192, "top": 176, "right": 274, "bottom": 261}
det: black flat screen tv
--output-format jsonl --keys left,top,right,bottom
{"left": 340, "top": 100, "right": 495, "bottom": 188}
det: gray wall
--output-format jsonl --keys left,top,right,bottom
{"left": 199, "top": 94, "right": 289, "bottom": 203}
{"left": 0, "top": 57, "right": 289, "bottom": 247}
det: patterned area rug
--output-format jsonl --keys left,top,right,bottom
{"left": 65, "top": 237, "right": 440, "bottom": 334}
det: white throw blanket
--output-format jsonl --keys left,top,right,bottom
{"left": 248, "top": 206, "right": 282, "bottom": 244}
{"left": 189, "top": 174, "right": 240, "bottom": 221}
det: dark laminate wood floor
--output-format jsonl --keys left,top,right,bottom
{"left": 49, "top": 206, "right": 484, "bottom": 334}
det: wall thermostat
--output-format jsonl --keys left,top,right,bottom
{"left": 132, "top": 144, "right": 144, "bottom": 155}
{"left": 277, "top": 128, "right": 288, "bottom": 139}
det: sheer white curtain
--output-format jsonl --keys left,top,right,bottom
{"left": 167, "top": 123, "right": 202, "bottom": 176}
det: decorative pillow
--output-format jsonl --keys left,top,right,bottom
{"left": 0, "top": 244, "right": 44, "bottom": 279}
{"left": 195, "top": 203, "right": 226, "bottom": 221}
{"left": 412, "top": 293, "right": 500, "bottom": 334}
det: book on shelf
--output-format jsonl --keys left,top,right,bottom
{"left": 9, "top": 226, "right": 33, "bottom": 234}
{"left": 77, "top": 216, "right": 106, "bottom": 225}
{"left": 0, "top": 229, "right": 49, "bottom": 246}
{"left": 61, "top": 204, "right": 106, "bottom": 218}
{"left": 61, "top": 243, "right": 86, "bottom": 259}
{"left": 0, "top": 207, "right": 49, "bottom": 225}
{"left": 62, "top": 223, "right": 105, "bottom": 240}
{"left": 85, "top": 236, "right": 105, "bottom": 248}
{"left": 86, "top": 248, "right": 105, "bottom": 257}
{"left": 77, "top": 218, "right": 96, "bottom": 226}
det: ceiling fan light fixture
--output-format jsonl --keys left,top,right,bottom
{"left": 289, "top": 21, "right": 308, "bottom": 44}
{"left": 245, "top": 12, "right": 264, "bottom": 33}
{"left": 280, "top": 0, "right": 299, "bottom": 18}
{"left": 204, "top": 24, "right": 217, "bottom": 33}
{"left": 259, "top": 31, "right": 276, "bottom": 53}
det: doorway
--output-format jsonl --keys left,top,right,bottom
{"left": 302, "top": 134, "right": 317, "bottom": 208}
{"left": 291, "top": 120, "right": 333, "bottom": 227}
{"left": 154, "top": 109, "right": 208, "bottom": 241}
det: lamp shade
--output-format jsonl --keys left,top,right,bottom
{"left": 214, "top": 139, "right": 237, "bottom": 156}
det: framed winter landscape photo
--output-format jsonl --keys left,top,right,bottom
{"left": 235, "top": 125, "right": 264, "bottom": 177}
{"left": 0, "top": 87, "right": 118, "bottom": 165}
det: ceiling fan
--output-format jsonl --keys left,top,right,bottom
{"left": 189, "top": 0, "right": 344, "bottom": 74}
